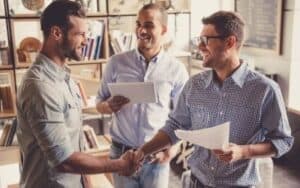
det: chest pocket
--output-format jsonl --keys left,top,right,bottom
{"left": 225, "top": 103, "right": 258, "bottom": 144}
{"left": 189, "top": 105, "right": 210, "bottom": 130}
{"left": 155, "top": 81, "right": 172, "bottom": 107}
{"left": 116, "top": 73, "right": 140, "bottom": 82}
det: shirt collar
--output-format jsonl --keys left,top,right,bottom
{"left": 230, "top": 60, "right": 248, "bottom": 88}
{"left": 135, "top": 48, "right": 164, "bottom": 64}
{"left": 36, "top": 53, "right": 70, "bottom": 81}
{"left": 204, "top": 60, "right": 248, "bottom": 89}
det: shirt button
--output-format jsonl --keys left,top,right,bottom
{"left": 211, "top": 166, "right": 214, "bottom": 170}
{"left": 219, "top": 111, "right": 224, "bottom": 115}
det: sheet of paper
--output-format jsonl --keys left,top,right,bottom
{"left": 108, "top": 82, "right": 157, "bottom": 104}
{"left": 175, "top": 122, "right": 230, "bottom": 150}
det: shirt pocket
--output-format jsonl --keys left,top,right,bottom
{"left": 190, "top": 105, "right": 210, "bottom": 129}
{"left": 64, "top": 99, "right": 81, "bottom": 129}
{"left": 155, "top": 81, "right": 172, "bottom": 107}
{"left": 116, "top": 73, "right": 139, "bottom": 82}
{"left": 225, "top": 103, "right": 258, "bottom": 144}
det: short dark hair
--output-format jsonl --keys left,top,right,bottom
{"left": 41, "top": 0, "right": 86, "bottom": 38}
{"left": 139, "top": 3, "right": 168, "bottom": 26}
{"left": 202, "top": 11, "right": 245, "bottom": 49}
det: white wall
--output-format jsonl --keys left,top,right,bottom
{"left": 190, "top": 0, "right": 300, "bottom": 110}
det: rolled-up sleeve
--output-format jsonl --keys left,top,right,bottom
{"left": 25, "top": 82, "right": 74, "bottom": 167}
{"left": 161, "top": 80, "right": 192, "bottom": 144}
{"left": 261, "top": 83, "right": 294, "bottom": 158}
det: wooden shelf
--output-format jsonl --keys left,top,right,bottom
{"left": 10, "top": 13, "right": 108, "bottom": 18}
{"left": 288, "top": 107, "right": 300, "bottom": 116}
{"left": 0, "top": 64, "right": 13, "bottom": 70}
{"left": 10, "top": 14, "right": 40, "bottom": 19}
{"left": 71, "top": 74, "right": 99, "bottom": 82}
{"left": 0, "top": 110, "right": 16, "bottom": 119}
{"left": 15, "top": 63, "right": 30, "bottom": 69}
{"left": 68, "top": 59, "right": 107, "bottom": 66}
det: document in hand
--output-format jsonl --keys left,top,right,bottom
{"left": 175, "top": 122, "right": 230, "bottom": 150}
{"left": 108, "top": 82, "right": 157, "bottom": 104}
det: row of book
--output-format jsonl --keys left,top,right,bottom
{"left": 81, "top": 35, "right": 103, "bottom": 61}
{"left": 0, "top": 85, "right": 14, "bottom": 112}
{"left": 110, "top": 30, "right": 137, "bottom": 54}
{"left": 0, "top": 120, "right": 17, "bottom": 146}
{"left": 81, "top": 20, "right": 105, "bottom": 61}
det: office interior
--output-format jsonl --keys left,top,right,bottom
{"left": 0, "top": 0, "right": 300, "bottom": 187}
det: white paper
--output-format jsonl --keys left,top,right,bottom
{"left": 108, "top": 82, "right": 157, "bottom": 104}
{"left": 175, "top": 122, "right": 230, "bottom": 150}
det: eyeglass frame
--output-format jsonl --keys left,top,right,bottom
{"left": 192, "top": 35, "right": 228, "bottom": 46}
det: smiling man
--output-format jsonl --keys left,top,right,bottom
{"left": 96, "top": 3, "right": 188, "bottom": 188}
{"left": 16, "top": 1, "right": 135, "bottom": 188}
{"left": 135, "top": 10, "right": 294, "bottom": 188}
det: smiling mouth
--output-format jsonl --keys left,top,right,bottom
{"left": 138, "top": 34, "right": 151, "bottom": 41}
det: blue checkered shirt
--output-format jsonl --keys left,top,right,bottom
{"left": 161, "top": 62, "right": 293, "bottom": 187}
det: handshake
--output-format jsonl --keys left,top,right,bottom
{"left": 116, "top": 147, "right": 173, "bottom": 176}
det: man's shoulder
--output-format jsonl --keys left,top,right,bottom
{"left": 186, "top": 70, "right": 211, "bottom": 88}
{"left": 245, "top": 69, "right": 280, "bottom": 92}
{"left": 109, "top": 50, "right": 135, "bottom": 61}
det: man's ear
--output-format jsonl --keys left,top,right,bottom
{"left": 161, "top": 24, "right": 167, "bottom": 35}
{"left": 225, "top": 35, "right": 236, "bottom": 49}
{"left": 50, "top": 26, "right": 63, "bottom": 40}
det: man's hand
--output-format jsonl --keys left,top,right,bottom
{"left": 213, "top": 143, "right": 248, "bottom": 163}
{"left": 149, "top": 147, "right": 178, "bottom": 164}
{"left": 132, "top": 149, "right": 145, "bottom": 172}
{"left": 118, "top": 150, "right": 136, "bottom": 176}
{"left": 107, "top": 95, "right": 130, "bottom": 113}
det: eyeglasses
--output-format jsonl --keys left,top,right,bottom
{"left": 192, "top": 35, "right": 227, "bottom": 46}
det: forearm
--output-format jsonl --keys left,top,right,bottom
{"left": 96, "top": 101, "right": 112, "bottom": 114}
{"left": 57, "top": 152, "right": 124, "bottom": 174}
{"left": 141, "top": 131, "right": 173, "bottom": 157}
{"left": 242, "top": 142, "right": 276, "bottom": 159}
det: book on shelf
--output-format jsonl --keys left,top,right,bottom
{"left": 0, "top": 120, "right": 17, "bottom": 146}
{"left": 0, "top": 85, "right": 14, "bottom": 112}
{"left": 109, "top": 30, "right": 136, "bottom": 54}
{"left": 83, "top": 125, "right": 100, "bottom": 152}
{"left": 81, "top": 20, "right": 105, "bottom": 61}
{"left": 82, "top": 125, "right": 110, "bottom": 153}
{"left": 76, "top": 80, "right": 88, "bottom": 107}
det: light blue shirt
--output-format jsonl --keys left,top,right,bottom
{"left": 17, "top": 54, "right": 85, "bottom": 188}
{"left": 97, "top": 49, "right": 188, "bottom": 147}
{"left": 161, "top": 62, "right": 294, "bottom": 187}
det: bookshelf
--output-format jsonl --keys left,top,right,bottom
{"left": 0, "top": 0, "right": 191, "bottom": 119}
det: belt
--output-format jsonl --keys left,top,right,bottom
{"left": 190, "top": 173, "right": 254, "bottom": 188}
{"left": 111, "top": 140, "right": 135, "bottom": 152}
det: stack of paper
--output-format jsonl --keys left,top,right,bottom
{"left": 108, "top": 82, "right": 157, "bottom": 104}
{"left": 175, "top": 122, "right": 230, "bottom": 150}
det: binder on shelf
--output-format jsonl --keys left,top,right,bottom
{"left": 82, "top": 125, "right": 110, "bottom": 153}
{"left": 76, "top": 80, "right": 88, "bottom": 107}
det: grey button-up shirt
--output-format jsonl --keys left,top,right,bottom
{"left": 17, "top": 54, "right": 84, "bottom": 188}
{"left": 161, "top": 62, "right": 294, "bottom": 187}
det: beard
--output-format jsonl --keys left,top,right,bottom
{"left": 61, "top": 36, "right": 82, "bottom": 61}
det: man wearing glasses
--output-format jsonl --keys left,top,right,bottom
{"left": 134, "top": 11, "right": 293, "bottom": 187}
